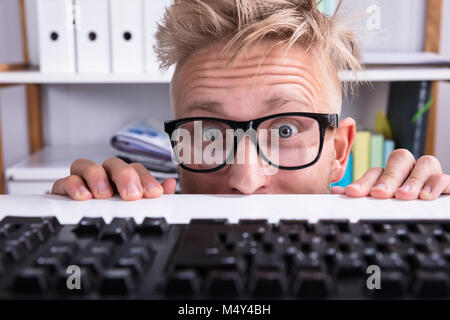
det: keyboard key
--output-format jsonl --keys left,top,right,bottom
{"left": 333, "top": 252, "right": 366, "bottom": 277}
{"left": 293, "top": 252, "right": 326, "bottom": 272}
{"left": 35, "top": 253, "right": 67, "bottom": 273}
{"left": 238, "top": 219, "right": 268, "bottom": 226}
{"left": 249, "top": 270, "right": 288, "bottom": 297}
{"left": 3, "top": 240, "right": 28, "bottom": 261}
{"left": 42, "top": 217, "right": 60, "bottom": 233}
{"left": 293, "top": 270, "right": 332, "bottom": 298}
{"left": 139, "top": 217, "right": 169, "bottom": 235}
{"left": 73, "top": 217, "right": 105, "bottom": 235}
{"left": 253, "top": 253, "right": 285, "bottom": 272}
{"left": 99, "top": 218, "right": 136, "bottom": 242}
{"left": 49, "top": 242, "right": 79, "bottom": 261}
{"left": 76, "top": 244, "right": 112, "bottom": 275}
{"left": 205, "top": 270, "right": 243, "bottom": 297}
{"left": 318, "top": 219, "right": 351, "bottom": 233}
{"left": 100, "top": 268, "right": 135, "bottom": 295}
{"left": 0, "top": 223, "right": 17, "bottom": 239}
{"left": 165, "top": 269, "right": 200, "bottom": 296}
{"left": 13, "top": 267, "right": 51, "bottom": 294}
{"left": 413, "top": 270, "right": 449, "bottom": 298}
{"left": 18, "top": 230, "right": 41, "bottom": 251}
{"left": 87, "top": 242, "right": 114, "bottom": 256}
{"left": 190, "top": 219, "right": 228, "bottom": 225}
{"left": 121, "top": 243, "right": 154, "bottom": 265}
{"left": 116, "top": 256, "right": 145, "bottom": 277}
{"left": 373, "top": 253, "right": 408, "bottom": 272}
{"left": 30, "top": 223, "right": 53, "bottom": 242}
{"left": 370, "top": 271, "right": 407, "bottom": 299}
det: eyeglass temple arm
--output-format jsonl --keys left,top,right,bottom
{"left": 330, "top": 114, "right": 339, "bottom": 128}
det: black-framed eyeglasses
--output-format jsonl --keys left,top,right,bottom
{"left": 164, "top": 112, "right": 338, "bottom": 173}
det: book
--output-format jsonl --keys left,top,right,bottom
{"left": 383, "top": 139, "right": 395, "bottom": 168}
{"left": 386, "top": 81, "right": 432, "bottom": 159}
{"left": 370, "top": 133, "right": 384, "bottom": 168}
{"left": 352, "top": 131, "right": 371, "bottom": 181}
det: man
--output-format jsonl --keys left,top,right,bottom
{"left": 51, "top": 0, "right": 450, "bottom": 201}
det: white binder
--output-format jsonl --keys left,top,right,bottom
{"left": 37, "top": 0, "right": 76, "bottom": 73}
{"left": 143, "top": 0, "right": 172, "bottom": 75}
{"left": 75, "top": 0, "right": 110, "bottom": 73}
{"left": 110, "top": 0, "right": 144, "bottom": 73}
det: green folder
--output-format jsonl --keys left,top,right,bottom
{"left": 370, "top": 133, "right": 385, "bottom": 169}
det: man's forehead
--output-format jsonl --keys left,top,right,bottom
{"left": 171, "top": 40, "right": 341, "bottom": 116}
{"left": 179, "top": 40, "right": 324, "bottom": 74}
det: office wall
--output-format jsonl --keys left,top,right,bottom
{"left": 436, "top": 0, "right": 450, "bottom": 173}
{"left": 0, "top": 0, "right": 29, "bottom": 168}
{"left": 42, "top": 84, "right": 172, "bottom": 147}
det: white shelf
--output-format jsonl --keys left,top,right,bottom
{"left": 6, "top": 145, "right": 177, "bottom": 182}
{"left": 5, "top": 145, "right": 178, "bottom": 195}
{"left": 0, "top": 69, "right": 173, "bottom": 84}
{"left": 2, "top": 52, "right": 450, "bottom": 84}
{"left": 339, "top": 67, "right": 450, "bottom": 82}
{"left": 6, "top": 146, "right": 116, "bottom": 181}
{"left": 0, "top": 67, "right": 449, "bottom": 84}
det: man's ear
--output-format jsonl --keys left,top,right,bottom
{"left": 331, "top": 117, "right": 356, "bottom": 183}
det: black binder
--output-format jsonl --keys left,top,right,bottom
{"left": 386, "top": 81, "right": 432, "bottom": 159}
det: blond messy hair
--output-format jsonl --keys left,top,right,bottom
{"left": 155, "top": 0, "right": 363, "bottom": 89}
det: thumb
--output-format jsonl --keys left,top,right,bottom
{"left": 161, "top": 178, "right": 177, "bottom": 194}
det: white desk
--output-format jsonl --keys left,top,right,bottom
{"left": 0, "top": 194, "right": 449, "bottom": 224}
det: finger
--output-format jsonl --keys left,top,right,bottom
{"left": 102, "top": 158, "right": 143, "bottom": 201}
{"left": 330, "top": 186, "right": 344, "bottom": 194}
{"left": 51, "top": 175, "right": 92, "bottom": 201}
{"left": 419, "top": 173, "right": 450, "bottom": 200}
{"left": 130, "top": 163, "right": 164, "bottom": 198}
{"left": 395, "top": 155, "right": 442, "bottom": 200}
{"left": 70, "top": 158, "right": 113, "bottom": 199}
{"left": 370, "top": 149, "right": 416, "bottom": 199}
{"left": 161, "top": 178, "right": 177, "bottom": 194}
{"left": 345, "top": 167, "right": 384, "bottom": 198}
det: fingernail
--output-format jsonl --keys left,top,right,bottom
{"left": 145, "top": 184, "right": 163, "bottom": 195}
{"left": 374, "top": 183, "right": 387, "bottom": 190}
{"left": 126, "top": 184, "right": 141, "bottom": 197}
{"left": 96, "top": 181, "right": 110, "bottom": 195}
{"left": 400, "top": 184, "right": 411, "bottom": 192}
{"left": 77, "top": 186, "right": 91, "bottom": 198}
{"left": 350, "top": 183, "right": 361, "bottom": 189}
{"left": 423, "top": 185, "right": 431, "bottom": 194}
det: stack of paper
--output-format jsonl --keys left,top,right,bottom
{"left": 110, "top": 119, "right": 178, "bottom": 181}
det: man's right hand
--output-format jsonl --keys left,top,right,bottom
{"left": 51, "top": 158, "right": 177, "bottom": 201}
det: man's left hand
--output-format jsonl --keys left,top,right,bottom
{"left": 331, "top": 149, "right": 450, "bottom": 200}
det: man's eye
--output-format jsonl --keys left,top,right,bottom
{"left": 275, "top": 123, "right": 299, "bottom": 138}
{"left": 202, "top": 127, "right": 221, "bottom": 141}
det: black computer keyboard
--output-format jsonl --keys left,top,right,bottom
{"left": 1, "top": 216, "right": 450, "bottom": 299}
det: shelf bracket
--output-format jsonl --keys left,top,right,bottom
{"left": 424, "top": 0, "right": 442, "bottom": 156}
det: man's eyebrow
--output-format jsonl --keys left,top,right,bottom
{"left": 265, "top": 96, "right": 314, "bottom": 110}
{"left": 184, "top": 101, "right": 224, "bottom": 114}
{"left": 184, "top": 96, "right": 314, "bottom": 115}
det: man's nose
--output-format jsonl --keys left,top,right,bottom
{"left": 227, "top": 135, "right": 270, "bottom": 194}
